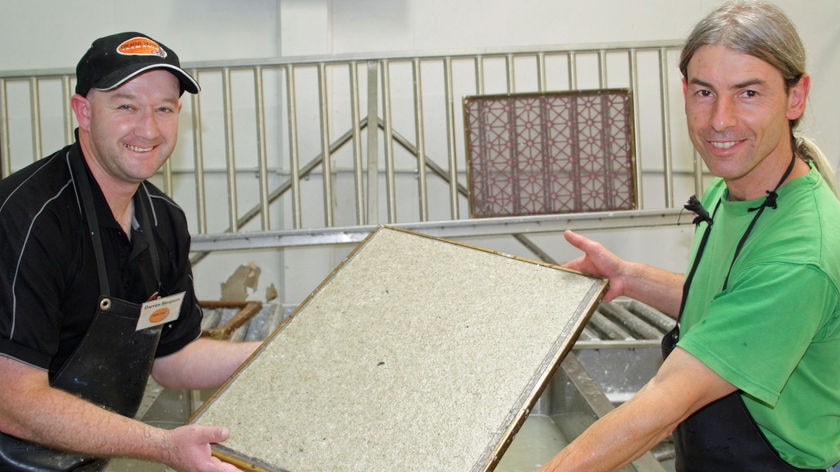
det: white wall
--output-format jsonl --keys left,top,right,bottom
{"left": 3, "top": 0, "right": 838, "bottom": 304}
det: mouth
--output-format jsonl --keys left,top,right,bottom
{"left": 125, "top": 143, "right": 154, "bottom": 153}
{"left": 706, "top": 138, "right": 746, "bottom": 153}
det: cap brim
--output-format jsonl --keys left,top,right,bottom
{"left": 95, "top": 63, "right": 201, "bottom": 95}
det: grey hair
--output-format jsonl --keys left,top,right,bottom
{"left": 680, "top": 0, "right": 838, "bottom": 196}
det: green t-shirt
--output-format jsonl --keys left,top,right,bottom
{"left": 677, "top": 167, "right": 840, "bottom": 469}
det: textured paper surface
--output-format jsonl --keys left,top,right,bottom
{"left": 191, "top": 227, "right": 606, "bottom": 472}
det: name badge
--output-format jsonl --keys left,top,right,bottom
{"left": 137, "top": 292, "right": 185, "bottom": 331}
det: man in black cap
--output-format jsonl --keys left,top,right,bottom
{"left": 0, "top": 32, "right": 258, "bottom": 471}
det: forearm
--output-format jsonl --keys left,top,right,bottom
{"left": 620, "top": 261, "right": 684, "bottom": 318}
{"left": 152, "top": 337, "right": 260, "bottom": 390}
{"left": 33, "top": 393, "right": 169, "bottom": 461}
{"left": 0, "top": 358, "right": 172, "bottom": 463}
{"left": 539, "top": 363, "right": 683, "bottom": 471}
{"left": 538, "top": 349, "right": 737, "bottom": 472}
{"left": 1, "top": 377, "right": 235, "bottom": 471}
{"left": 538, "top": 392, "right": 679, "bottom": 472}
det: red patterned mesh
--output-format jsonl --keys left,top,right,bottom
{"left": 464, "top": 89, "right": 636, "bottom": 217}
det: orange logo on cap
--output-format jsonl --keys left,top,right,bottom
{"left": 117, "top": 37, "right": 167, "bottom": 58}
{"left": 148, "top": 307, "right": 171, "bottom": 323}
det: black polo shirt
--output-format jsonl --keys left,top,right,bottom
{"left": 0, "top": 141, "right": 202, "bottom": 377}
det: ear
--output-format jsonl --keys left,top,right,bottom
{"left": 786, "top": 74, "right": 809, "bottom": 121}
{"left": 682, "top": 77, "right": 689, "bottom": 98}
{"left": 70, "top": 94, "right": 92, "bottom": 131}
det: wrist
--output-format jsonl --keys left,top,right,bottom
{"left": 134, "top": 425, "right": 174, "bottom": 465}
{"left": 616, "top": 260, "right": 640, "bottom": 300}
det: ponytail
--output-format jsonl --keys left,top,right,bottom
{"left": 796, "top": 136, "right": 839, "bottom": 198}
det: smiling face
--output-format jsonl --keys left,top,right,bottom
{"left": 683, "top": 44, "right": 808, "bottom": 200}
{"left": 72, "top": 69, "right": 182, "bottom": 194}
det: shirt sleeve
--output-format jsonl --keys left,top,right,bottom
{"left": 677, "top": 261, "right": 834, "bottom": 406}
{"left": 0, "top": 194, "right": 78, "bottom": 370}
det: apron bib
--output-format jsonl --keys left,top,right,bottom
{"left": 0, "top": 154, "right": 163, "bottom": 471}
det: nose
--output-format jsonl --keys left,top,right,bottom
{"left": 710, "top": 96, "right": 736, "bottom": 132}
{"left": 134, "top": 109, "right": 161, "bottom": 140}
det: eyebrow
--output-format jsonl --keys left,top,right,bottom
{"left": 688, "top": 77, "right": 767, "bottom": 90}
{"left": 107, "top": 91, "right": 180, "bottom": 106}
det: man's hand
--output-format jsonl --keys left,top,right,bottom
{"left": 562, "top": 230, "right": 684, "bottom": 317}
{"left": 162, "top": 425, "right": 243, "bottom": 472}
{"left": 562, "top": 230, "right": 628, "bottom": 302}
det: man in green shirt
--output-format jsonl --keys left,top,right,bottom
{"left": 539, "top": 1, "right": 840, "bottom": 471}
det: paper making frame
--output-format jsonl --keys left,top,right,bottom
{"left": 189, "top": 226, "right": 607, "bottom": 471}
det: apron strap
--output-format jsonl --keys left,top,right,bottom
{"left": 68, "top": 153, "right": 162, "bottom": 297}
{"left": 68, "top": 152, "right": 110, "bottom": 296}
{"left": 133, "top": 183, "right": 162, "bottom": 294}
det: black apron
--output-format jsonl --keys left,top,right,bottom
{"left": 0, "top": 154, "right": 164, "bottom": 471}
{"left": 665, "top": 156, "right": 820, "bottom": 472}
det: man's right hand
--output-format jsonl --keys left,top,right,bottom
{"left": 562, "top": 230, "right": 685, "bottom": 317}
{"left": 161, "top": 424, "right": 243, "bottom": 472}
{"left": 562, "top": 230, "right": 628, "bottom": 302}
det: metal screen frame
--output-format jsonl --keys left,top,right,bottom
{"left": 464, "top": 89, "right": 636, "bottom": 218}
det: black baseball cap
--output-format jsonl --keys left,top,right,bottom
{"left": 75, "top": 32, "right": 200, "bottom": 96}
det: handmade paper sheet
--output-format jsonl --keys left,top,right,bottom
{"left": 190, "top": 227, "right": 606, "bottom": 472}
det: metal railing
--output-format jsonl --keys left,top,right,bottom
{"left": 0, "top": 40, "right": 703, "bottom": 254}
